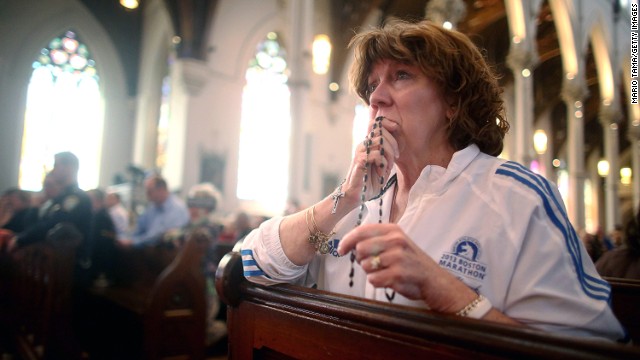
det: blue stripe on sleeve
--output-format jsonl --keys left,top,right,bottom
{"left": 502, "top": 162, "right": 611, "bottom": 291}
{"left": 502, "top": 163, "right": 588, "bottom": 267}
{"left": 242, "top": 259, "right": 259, "bottom": 267}
{"left": 244, "top": 270, "right": 266, "bottom": 277}
{"left": 241, "top": 249, "right": 268, "bottom": 278}
{"left": 496, "top": 164, "right": 610, "bottom": 301}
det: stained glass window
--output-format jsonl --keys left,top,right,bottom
{"left": 237, "top": 32, "right": 291, "bottom": 215}
{"left": 20, "top": 30, "right": 103, "bottom": 191}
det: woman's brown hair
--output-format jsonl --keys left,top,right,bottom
{"left": 349, "top": 19, "right": 509, "bottom": 157}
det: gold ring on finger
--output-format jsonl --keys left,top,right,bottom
{"left": 371, "top": 255, "right": 381, "bottom": 271}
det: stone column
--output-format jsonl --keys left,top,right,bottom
{"left": 562, "top": 78, "right": 589, "bottom": 231}
{"left": 287, "top": 0, "right": 313, "bottom": 202}
{"left": 536, "top": 109, "right": 553, "bottom": 180}
{"left": 163, "top": 58, "right": 210, "bottom": 191}
{"left": 599, "top": 105, "right": 621, "bottom": 233}
{"left": 507, "top": 44, "right": 537, "bottom": 167}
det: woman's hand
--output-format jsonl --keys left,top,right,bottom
{"left": 337, "top": 223, "right": 478, "bottom": 313}
{"left": 344, "top": 117, "right": 399, "bottom": 203}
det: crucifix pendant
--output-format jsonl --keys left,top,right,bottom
{"left": 331, "top": 179, "right": 346, "bottom": 214}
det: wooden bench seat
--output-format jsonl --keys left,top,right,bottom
{"left": 85, "top": 230, "right": 211, "bottom": 360}
{"left": 216, "top": 250, "right": 640, "bottom": 359}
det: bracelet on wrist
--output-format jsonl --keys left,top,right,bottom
{"left": 305, "top": 206, "right": 334, "bottom": 255}
{"left": 455, "top": 294, "right": 492, "bottom": 319}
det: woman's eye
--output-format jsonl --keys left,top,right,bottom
{"left": 397, "top": 71, "right": 411, "bottom": 80}
{"left": 366, "top": 83, "right": 377, "bottom": 95}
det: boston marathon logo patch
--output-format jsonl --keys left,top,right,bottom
{"left": 439, "top": 237, "right": 487, "bottom": 283}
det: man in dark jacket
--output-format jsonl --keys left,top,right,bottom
{"left": 5, "top": 152, "right": 91, "bottom": 253}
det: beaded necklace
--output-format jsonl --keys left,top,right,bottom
{"left": 349, "top": 116, "right": 397, "bottom": 302}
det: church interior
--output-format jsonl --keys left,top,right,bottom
{"left": 1, "top": 0, "right": 639, "bottom": 359}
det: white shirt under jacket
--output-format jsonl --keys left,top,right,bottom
{"left": 241, "top": 144, "right": 625, "bottom": 341}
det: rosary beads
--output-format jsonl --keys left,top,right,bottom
{"left": 348, "top": 116, "right": 396, "bottom": 302}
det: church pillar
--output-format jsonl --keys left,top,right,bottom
{"left": 287, "top": 0, "right": 313, "bottom": 201}
{"left": 562, "top": 78, "right": 589, "bottom": 231}
{"left": 599, "top": 105, "right": 621, "bottom": 233}
{"left": 536, "top": 109, "right": 553, "bottom": 180}
{"left": 133, "top": 0, "right": 171, "bottom": 172}
{"left": 133, "top": 91, "right": 161, "bottom": 170}
{"left": 507, "top": 44, "right": 537, "bottom": 167}
{"left": 163, "top": 58, "right": 210, "bottom": 191}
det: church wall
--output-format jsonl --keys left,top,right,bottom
{"left": 182, "top": 0, "right": 287, "bottom": 215}
{"left": 172, "top": 0, "right": 363, "bottom": 215}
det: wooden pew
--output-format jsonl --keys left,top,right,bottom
{"left": 216, "top": 251, "right": 640, "bottom": 360}
{"left": 604, "top": 277, "right": 640, "bottom": 344}
{"left": 87, "top": 229, "right": 211, "bottom": 360}
{"left": 9, "top": 222, "right": 82, "bottom": 360}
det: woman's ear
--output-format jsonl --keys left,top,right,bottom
{"left": 444, "top": 95, "right": 458, "bottom": 119}
{"left": 446, "top": 104, "right": 456, "bottom": 120}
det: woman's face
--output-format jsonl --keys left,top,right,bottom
{"left": 367, "top": 59, "right": 453, "bottom": 165}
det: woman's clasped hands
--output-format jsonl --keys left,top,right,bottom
{"left": 337, "top": 223, "right": 479, "bottom": 314}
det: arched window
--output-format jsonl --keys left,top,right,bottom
{"left": 20, "top": 30, "right": 103, "bottom": 191}
{"left": 237, "top": 32, "right": 291, "bottom": 215}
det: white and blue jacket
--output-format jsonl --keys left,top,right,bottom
{"left": 242, "top": 144, "right": 625, "bottom": 341}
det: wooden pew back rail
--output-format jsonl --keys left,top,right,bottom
{"left": 217, "top": 251, "right": 640, "bottom": 360}
{"left": 88, "top": 229, "right": 211, "bottom": 360}
{"left": 143, "top": 231, "right": 208, "bottom": 360}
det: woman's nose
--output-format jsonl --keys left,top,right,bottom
{"left": 369, "top": 82, "right": 391, "bottom": 107}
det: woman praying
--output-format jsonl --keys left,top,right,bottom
{"left": 241, "top": 19, "right": 624, "bottom": 342}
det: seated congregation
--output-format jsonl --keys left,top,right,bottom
{"left": 0, "top": 152, "right": 247, "bottom": 359}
